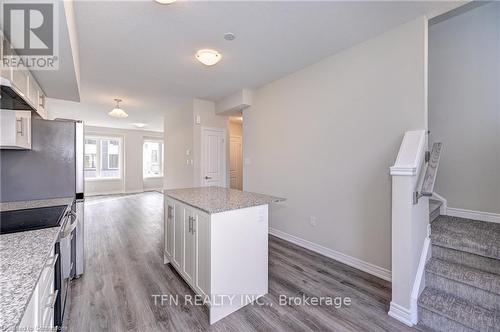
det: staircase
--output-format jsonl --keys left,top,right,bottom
{"left": 418, "top": 199, "right": 500, "bottom": 331}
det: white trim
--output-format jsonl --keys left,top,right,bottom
{"left": 388, "top": 302, "right": 413, "bottom": 327}
{"left": 390, "top": 130, "right": 426, "bottom": 176}
{"left": 85, "top": 188, "right": 164, "bottom": 197}
{"left": 85, "top": 189, "right": 124, "bottom": 197}
{"left": 409, "top": 237, "right": 431, "bottom": 324}
{"left": 125, "top": 189, "right": 144, "bottom": 194}
{"left": 269, "top": 227, "right": 391, "bottom": 281}
{"left": 431, "top": 192, "right": 447, "bottom": 215}
{"left": 447, "top": 207, "right": 500, "bottom": 224}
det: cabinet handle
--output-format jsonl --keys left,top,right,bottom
{"left": 45, "top": 253, "right": 58, "bottom": 268}
{"left": 188, "top": 216, "right": 196, "bottom": 234}
{"left": 45, "top": 290, "right": 59, "bottom": 308}
{"left": 167, "top": 206, "right": 173, "bottom": 219}
{"left": 16, "top": 118, "right": 23, "bottom": 135}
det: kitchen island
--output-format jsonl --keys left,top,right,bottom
{"left": 163, "top": 187, "right": 284, "bottom": 324}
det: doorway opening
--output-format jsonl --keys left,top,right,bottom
{"left": 228, "top": 114, "right": 243, "bottom": 190}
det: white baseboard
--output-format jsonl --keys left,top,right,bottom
{"left": 268, "top": 227, "right": 391, "bottom": 282}
{"left": 85, "top": 190, "right": 124, "bottom": 197}
{"left": 388, "top": 302, "right": 413, "bottom": 327}
{"left": 86, "top": 188, "right": 162, "bottom": 197}
{"left": 447, "top": 207, "right": 500, "bottom": 224}
{"left": 125, "top": 189, "right": 144, "bottom": 194}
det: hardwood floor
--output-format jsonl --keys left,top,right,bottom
{"left": 68, "top": 192, "right": 414, "bottom": 332}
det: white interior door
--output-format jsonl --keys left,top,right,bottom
{"left": 229, "top": 135, "right": 243, "bottom": 190}
{"left": 201, "top": 127, "right": 226, "bottom": 187}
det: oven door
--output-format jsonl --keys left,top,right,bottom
{"left": 55, "top": 209, "right": 78, "bottom": 329}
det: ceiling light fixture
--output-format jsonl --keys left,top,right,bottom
{"left": 133, "top": 123, "right": 147, "bottom": 128}
{"left": 195, "top": 49, "right": 221, "bottom": 66}
{"left": 108, "top": 99, "right": 128, "bottom": 118}
{"left": 154, "top": 0, "right": 176, "bottom": 4}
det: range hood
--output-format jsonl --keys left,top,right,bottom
{"left": 0, "top": 77, "right": 35, "bottom": 111}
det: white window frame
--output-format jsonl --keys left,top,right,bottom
{"left": 143, "top": 138, "right": 164, "bottom": 178}
{"left": 85, "top": 135, "right": 123, "bottom": 181}
{"left": 103, "top": 139, "right": 119, "bottom": 170}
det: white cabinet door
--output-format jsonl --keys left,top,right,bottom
{"left": 38, "top": 92, "right": 47, "bottom": 119}
{"left": 172, "top": 202, "right": 184, "bottom": 270}
{"left": 195, "top": 212, "right": 210, "bottom": 297}
{"left": 164, "top": 200, "right": 174, "bottom": 260}
{"left": 11, "top": 66, "right": 29, "bottom": 98}
{"left": 28, "top": 74, "right": 38, "bottom": 108}
{"left": 18, "top": 286, "right": 38, "bottom": 330}
{"left": 183, "top": 208, "right": 196, "bottom": 285}
{"left": 0, "top": 34, "right": 13, "bottom": 81}
{"left": 16, "top": 111, "right": 31, "bottom": 149}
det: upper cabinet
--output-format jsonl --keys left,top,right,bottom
{"left": 0, "top": 32, "right": 48, "bottom": 119}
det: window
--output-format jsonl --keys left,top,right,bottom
{"left": 143, "top": 140, "right": 163, "bottom": 177}
{"left": 84, "top": 136, "right": 122, "bottom": 179}
{"left": 84, "top": 139, "right": 97, "bottom": 179}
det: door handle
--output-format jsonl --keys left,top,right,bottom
{"left": 205, "top": 176, "right": 212, "bottom": 180}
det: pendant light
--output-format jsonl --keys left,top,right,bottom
{"left": 108, "top": 98, "right": 128, "bottom": 118}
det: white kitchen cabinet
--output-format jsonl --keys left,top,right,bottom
{"left": 0, "top": 34, "right": 47, "bottom": 119}
{"left": 172, "top": 202, "right": 184, "bottom": 270}
{"left": 10, "top": 65, "right": 29, "bottom": 99}
{"left": 164, "top": 196, "right": 268, "bottom": 325}
{"left": 194, "top": 212, "right": 210, "bottom": 297}
{"left": 18, "top": 248, "right": 57, "bottom": 331}
{"left": 164, "top": 201, "right": 174, "bottom": 262}
{"left": 164, "top": 198, "right": 210, "bottom": 292}
{"left": 183, "top": 209, "right": 197, "bottom": 285}
{"left": 0, "top": 110, "right": 31, "bottom": 149}
{"left": 0, "top": 33, "right": 12, "bottom": 82}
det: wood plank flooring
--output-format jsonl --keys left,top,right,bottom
{"left": 68, "top": 192, "right": 415, "bottom": 332}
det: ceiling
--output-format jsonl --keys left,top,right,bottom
{"left": 49, "top": 0, "right": 464, "bottom": 132}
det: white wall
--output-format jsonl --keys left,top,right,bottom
{"left": 164, "top": 99, "right": 230, "bottom": 189}
{"left": 429, "top": 2, "right": 500, "bottom": 214}
{"left": 84, "top": 126, "right": 164, "bottom": 195}
{"left": 164, "top": 103, "right": 194, "bottom": 189}
{"left": 243, "top": 17, "right": 428, "bottom": 272}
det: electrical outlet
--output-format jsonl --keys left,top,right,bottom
{"left": 309, "top": 216, "right": 317, "bottom": 227}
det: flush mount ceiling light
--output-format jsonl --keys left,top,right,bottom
{"left": 133, "top": 123, "right": 147, "bottom": 128}
{"left": 154, "top": 0, "right": 176, "bottom": 4}
{"left": 195, "top": 49, "right": 221, "bottom": 66}
{"left": 108, "top": 99, "right": 128, "bottom": 118}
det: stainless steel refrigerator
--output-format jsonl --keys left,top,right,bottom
{"left": 0, "top": 117, "right": 85, "bottom": 277}
{"left": 0, "top": 118, "right": 84, "bottom": 201}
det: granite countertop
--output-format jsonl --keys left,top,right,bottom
{"left": 0, "top": 197, "right": 74, "bottom": 331}
{"left": 164, "top": 187, "right": 285, "bottom": 214}
{"left": 0, "top": 197, "right": 74, "bottom": 212}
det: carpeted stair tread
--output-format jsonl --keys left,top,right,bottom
{"left": 418, "top": 288, "right": 500, "bottom": 331}
{"left": 426, "top": 258, "right": 500, "bottom": 295}
{"left": 418, "top": 307, "right": 477, "bottom": 332}
{"left": 432, "top": 245, "right": 500, "bottom": 276}
{"left": 431, "top": 216, "right": 500, "bottom": 260}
